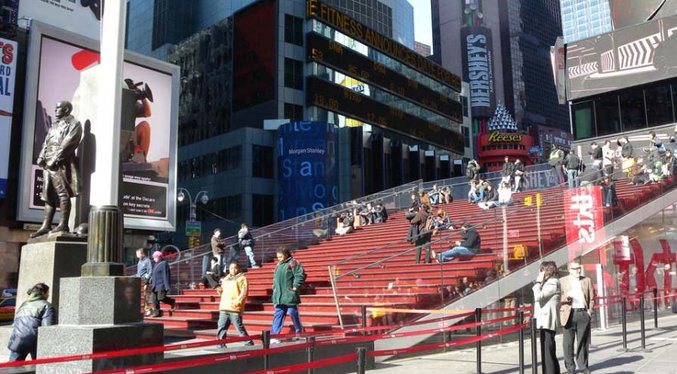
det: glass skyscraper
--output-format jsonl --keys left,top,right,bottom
{"left": 560, "top": 0, "right": 613, "bottom": 43}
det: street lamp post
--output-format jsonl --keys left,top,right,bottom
{"left": 177, "top": 188, "right": 209, "bottom": 221}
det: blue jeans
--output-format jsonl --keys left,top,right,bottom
{"left": 440, "top": 246, "right": 477, "bottom": 262}
{"left": 470, "top": 189, "right": 484, "bottom": 203}
{"left": 567, "top": 169, "right": 579, "bottom": 189}
{"left": 9, "top": 349, "right": 35, "bottom": 361}
{"left": 271, "top": 305, "right": 303, "bottom": 334}
{"left": 243, "top": 246, "right": 257, "bottom": 267}
{"left": 217, "top": 311, "right": 252, "bottom": 345}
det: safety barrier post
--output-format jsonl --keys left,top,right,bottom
{"left": 653, "top": 288, "right": 658, "bottom": 329}
{"left": 518, "top": 311, "right": 525, "bottom": 374}
{"left": 618, "top": 297, "right": 628, "bottom": 352}
{"left": 361, "top": 305, "right": 368, "bottom": 335}
{"left": 475, "top": 308, "right": 482, "bottom": 374}
{"left": 530, "top": 316, "right": 538, "bottom": 374}
{"left": 356, "top": 347, "right": 366, "bottom": 374}
{"left": 638, "top": 294, "right": 651, "bottom": 352}
{"left": 262, "top": 330, "right": 271, "bottom": 369}
{"left": 306, "top": 336, "right": 315, "bottom": 374}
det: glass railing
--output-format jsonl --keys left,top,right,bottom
{"left": 327, "top": 165, "right": 677, "bottom": 329}
{"left": 127, "top": 179, "right": 423, "bottom": 290}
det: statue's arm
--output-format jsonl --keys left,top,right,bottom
{"left": 53, "top": 121, "right": 83, "bottom": 163}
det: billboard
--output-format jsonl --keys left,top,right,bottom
{"left": 550, "top": 36, "right": 566, "bottom": 105}
{"left": 277, "top": 121, "right": 339, "bottom": 221}
{"left": 563, "top": 185, "right": 605, "bottom": 260}
{"left": 19, "top": 0, "right": 100, "bottom": 39}
{"left": 461, "top": 26, "right": 495, "bottom": 118}
{"left": 0, "top": 37, "right": 16, "bottom": 199}
{"left": 18, "top": 22, "right": 179, "bottom": 231}
{"left": 566, "top": 13, "right": 677, "bottom": 100}
{"left": 609, "top": 0, "right": 677, "bottom": 29}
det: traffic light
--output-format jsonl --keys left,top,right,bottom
{"left": 188, "top": 236, "right": 201, "bottom": 248}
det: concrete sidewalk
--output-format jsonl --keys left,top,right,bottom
{"left": 370, "top": 313, "right": 677, "bottom": 374}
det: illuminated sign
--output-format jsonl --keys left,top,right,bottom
{"left": 306, "top": 32, "right": 462, "bottom": 122}
{"left": 487, "top": 131, "right": 523, "bottom": 143}
{"left": 306, "top": 0, "right": 461, "bottom": 92}
{"left": 306, "top": 76, "right": 464, "bottom": 154}
{"left": 0, "top": 37, "right": 16, "bottom": 199}
{"left": 461, "top": 26, "right": 495, "bottom": 117}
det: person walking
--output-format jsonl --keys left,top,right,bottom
{"left": 533, "top": 261, "right": 561, "bottom": 374}
{"left": 238, "top": 223, "right": 259, "bottom": 269}
{"left": 150, "top": 251, "right": 176, "bottom": 317}
{"left": 602, "top": 140, "right": 615, "bottom": 177}
{"left": 269, "top": 247, "right": 306, "bottom": 344}
{"left": 7, "top": 283, "right": 55, "bottom": 361}
{"left": 501, "top": 156, "right": 514, "bottom": 185}
{"left": 216, "top": 261, "right": 254, "bottom": 347}
{"left": 211, "top": 228, "right": 226, "bottom": 270}
{"left": 560, "top": 261, "right": 595, "bottom": 374}
{"left": 135, "top": 248, "right": 153, "bottom": 317}
{"left": 513, "top": 159, "right": 525, "bottom": 192}
{"left": 549, "top": 146, "right": 566, "bottom": 183}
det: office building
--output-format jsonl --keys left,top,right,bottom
{"left": 559, "top": 0, "right": 613, "bottom": 43}
{"left": 415, "top": 41, "right": 431, "bottom": 57}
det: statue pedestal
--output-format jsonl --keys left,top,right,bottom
{"left": 36, "top": 276, "right": 163, "bottom": 374}
{"left": 16, "top": 236, "right": 88, "bottom": 317}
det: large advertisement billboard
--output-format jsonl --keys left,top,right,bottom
{"left": 19, "top": 0, "right": 100, "bottom": 39}
{"left": 277, "top": 121, "right": 339, "bottom": 221}
{"left": 18, "top": 22, "right": 179, "bottom": 231}
{"left": 563, "top": 186, "right": 605, "bottom": 260}
{"left": 0, "top": 37, "right": 16, "bottom": 199}
{"left": 608, "top": 0, "right": 677, "bottom": 29}
{"left": 566, "top": 13, "right": 677, "bottom": 100}
{"left": 461, "top": 26, "right": 495, "bottom": 118}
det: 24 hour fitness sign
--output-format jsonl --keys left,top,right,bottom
{"left": 461, "top": 26, "right": 495, "bottom": 117}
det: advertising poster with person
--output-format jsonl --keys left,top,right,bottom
{"left": 24, "top": 34, "right": 175, "bottom": 228}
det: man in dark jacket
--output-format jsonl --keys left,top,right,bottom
{"left": 501, "top": 156, "right": 514, "bottom": 185}
{"left": 618, "top": 136, "right": 633, "bottom": 159}
{"left": 150, "top": 251, "right": 176, "bottom": 317}
{"left": 412, "top": 206, "right": 433, "bottom": 264}
{"left": 405, "top": 207, "right": 418, "bottom": 244}
{"left": 211, "top": 228, "right": 226, "bottom": 271}
{"left": 439, "top": 223, "right": 481, "bottom": 262}
{"left": 7, "top": 283, "right": 55, "bottom": 361}
{"left": 564, "top": 150, "right": 582, "bottom": 188}
{"left": 269, "top": 247, "right": 306, "bottom": 344}
{"left": 513, "top": 159, "right": 525, "bottom": 192}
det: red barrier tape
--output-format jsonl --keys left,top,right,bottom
{"left": 368, "top": 323, "right": 528, "bottom": 357}
{"left": 237, "top": 353, "right": 358, "bottom": 374}
{"left": 84, "top": 342, "right": 314, "bottom": 374}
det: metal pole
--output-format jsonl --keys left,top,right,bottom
{"left": 306, "top": 336, "right": 315, "bottom": 374}
{"left": 536, "top": 199, "right": 543, "bottom": 259}
{"left": 639, "top": 294, "right": 649, "bottom": 351}
{"left": 530, "top": 317, "right": 538, "bottom": 374}
{"left": 476, "top": 308, "right": 482, "bottom": 374}
{"left": 653, "top": 288, "right": 658, "bottom": 329}
{"left": 356, "top": 347, "right": 366, "bottom": 374}
{"left": 361, "top": 305, "right": 368, "bottom": 335}
{"left": 328, "top": 266, "right": 344, "bottom": 329}
{"left": 262, "top": 330, "right": 271, "bottom": 369}
{"left": 518, "top": 311, "right": 525, "bottom": 374}
{"left": 502, "top": 206, "right": 509, "bottom": 272}
{"left": 618, "top": 297, "right": 628, "bottom": 352}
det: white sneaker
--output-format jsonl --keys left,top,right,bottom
{"left": 269, "top": 339, "right": 281, "bottom": 345}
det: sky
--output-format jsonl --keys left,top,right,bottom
{"left": 408, "top": 0, "right": 433, "bottom": 48}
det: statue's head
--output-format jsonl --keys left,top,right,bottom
{"left": 55, "top": 101, "right": 73, "bottom": 119}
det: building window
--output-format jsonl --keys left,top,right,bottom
{"left": 645, "top": 84, "right": 674, "bottom": 127}
{"left": 461, "top": 127, "right": 470, "bottom": 148}
{"left": 284, "top": 14, "right": 304, "bottom": 46}
{"left": 595, "top": 94, "right": 620, "bottom": 136}
{"left": 206, "top": 195, "right": 242, "bottom": 220}
{"left": 284, "top": 103, "right": 304, "bottom": 121}
{"left": 572, "top": 101, "right": 595, "bottom": 140}
{"left": 252, "top": 194, "right": 275, "bottom": 227}
{"left": 253, "top": 145, "right": 274, "bottom": 178}
{"left": 462, "top": 96, "right": 469, "bottom": 117}
{"left": 284, "top": 58, "right": 304, "bottom": 89}
{"left": 619, "top": 90, "right": 647, "bottom": 131}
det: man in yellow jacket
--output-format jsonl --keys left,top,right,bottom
{"left": 216, "top": 261, "right": 254, "bottom": 347}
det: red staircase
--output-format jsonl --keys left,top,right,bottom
{"left": 145, "top": 177, "right": 674, "bottom": 339}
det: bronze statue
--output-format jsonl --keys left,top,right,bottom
{"left": 31, "top": 101, "right": 83, "bottom": 239}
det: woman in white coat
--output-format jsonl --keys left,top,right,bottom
{"left": 533, "top": 261, "right": 561, "bottom": 374}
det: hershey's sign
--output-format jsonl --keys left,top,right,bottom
{"left": 461, "top": 27, "right": 495, "bottom": 117}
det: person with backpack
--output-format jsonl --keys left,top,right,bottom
{"left": 7, "top": 283, "right": 55, "bottom": 361}
{"left": 413, "top": 206, "right": 434, "bottom": 264}
{"left": 238, "top": 223, "right": 259, "bottom": 269}
{"left": 269, "top": 247, "right": 306, "bottom": 344}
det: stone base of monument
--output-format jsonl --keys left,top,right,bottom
{"left": 16, "top": 237, "right": 88, "bottom": 318}
{"left": 37, "top": 324, "right": 163, "bottom": 374}
{"left": 36, "top": 276, "right": 164, "bottom": 374}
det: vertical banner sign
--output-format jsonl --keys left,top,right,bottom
{"left": 0, "top": 38, "right": 16, "bottom": 199}
{"left": 563, "top": 185, "right": 605, "bottom": 259}
{"left": 277, "top": 121, "right": 339, "bottom": 221}
{"left": 461, "top": 26, "right": 495, "bottom": 118}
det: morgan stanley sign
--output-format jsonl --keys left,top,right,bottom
{"left": 461, "top": 26, "right": 495, "bottom": 118}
